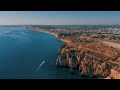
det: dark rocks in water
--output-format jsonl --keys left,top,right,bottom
{"left": 70, "top": 68, "right": 74, "bottom": 74}
{"left": 56, "top": 56, "right": 68, "bottom": 68}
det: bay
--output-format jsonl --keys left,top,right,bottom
{"left": 0, "top": 26, "right": 82, "bottom": 79}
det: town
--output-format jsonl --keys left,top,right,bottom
{"left": 27, "top": 25, "right": 120, "bottom": 41}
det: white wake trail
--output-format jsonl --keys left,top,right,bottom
{"left": 37, "top": 60, "right": 45, "bottom": 71}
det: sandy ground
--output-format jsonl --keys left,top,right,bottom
{"left": 102, "top": 41, "right": 120, "bottom": 50}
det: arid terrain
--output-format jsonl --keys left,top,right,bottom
{"left": 27, "top": 25, "right": 120, "bottom": 79}
{"left": 57, "top": 36, "right": 120, "bottom": 78}
{"left": 102, "top": 41, "right": 120, "bottom": 50}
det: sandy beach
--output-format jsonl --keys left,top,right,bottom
{"left": 102, "top": 41, "right": 120, "bottom": 50}
{"left": 33, "top": 29, "right": 70, "bottom": 44}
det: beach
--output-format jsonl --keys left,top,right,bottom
{"left": 30, "top": 28, "right": 70, "bottom": 44}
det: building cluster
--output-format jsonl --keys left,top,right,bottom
{"left": 28, "top": 25, "right": 120, "bottom": 40}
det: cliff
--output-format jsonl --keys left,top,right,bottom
{"left": 27, "top": 26, "right": 120, "bottom": 79}
{"left": 56, "top": 36, "right": 120, "bottom": 78}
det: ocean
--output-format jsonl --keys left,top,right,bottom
{"left": 0, "top": 26, "right": 82, "bottom": 79}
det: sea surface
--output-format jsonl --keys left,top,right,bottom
{"left": 0, "top": 26, "right": 83, "bottom": 79}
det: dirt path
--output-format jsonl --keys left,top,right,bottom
{"left": 79, "top": 46, "right": 112, "bottom": 58}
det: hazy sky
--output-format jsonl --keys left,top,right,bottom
{"left": 0, "top": 11, "right": 120, "bottom": 25}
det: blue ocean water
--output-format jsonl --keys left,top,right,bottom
{"left": 0, "top": 26, "right": 82, "bottom": 79}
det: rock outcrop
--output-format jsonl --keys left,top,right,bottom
{"left": 27, "top": 26, "right": 120, "bottom": 79}
{"left": 105, "top": 69, "right": 120, "bottom": 79}
{"left": 56, "top": 36, "right": 120, "bottom": 79}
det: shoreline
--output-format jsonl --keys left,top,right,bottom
{"left": 30, "top": 28, "right": 70, "bottom": 44}
{"left": 27, "top": 27, "right": 120, "bottom": 79}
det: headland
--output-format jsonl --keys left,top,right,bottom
{"left": 27, "top": 25, "right": 120, "bottom": 79}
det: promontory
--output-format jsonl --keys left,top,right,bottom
{"left": 27, "top": 25, "right": 120, "bottom": 79}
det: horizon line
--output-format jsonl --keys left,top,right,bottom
{"left": 0, "top": 24, "right": 120, "bottom": 26}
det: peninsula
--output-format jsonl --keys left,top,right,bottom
{"left": 27, "top": 25, "right": 120, "bottom": 79}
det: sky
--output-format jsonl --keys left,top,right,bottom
{"left": 0, "top": 11, "right": 120, "bottom": 25}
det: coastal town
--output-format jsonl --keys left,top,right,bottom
{"left": 27, "top": 25, "right": 120, "bottom": 79}
{"left": 27, "top": 25, "right": 120, "bottom": 40}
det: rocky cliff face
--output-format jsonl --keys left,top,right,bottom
{"left": 27, "top": 26, "right": 120, "bottom": 79}
{"left": 56, "top": 37, "right": 120, "bottom": 79}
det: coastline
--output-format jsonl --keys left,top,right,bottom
{"left": 30, "top": 28, "right": 70, "bottom": 44}
{"left": 27, "top": 26, "right": 120, "bottom": 79}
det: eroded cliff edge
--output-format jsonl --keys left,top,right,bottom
{"left": 27, "top": 26, "right": 120, "bottom": 79}
{"left": 56, "top": 36, "right": 120, "bottom": 79}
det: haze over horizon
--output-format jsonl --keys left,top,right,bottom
{"left": 0, "top": 11, "right": 120, "bottom": 25}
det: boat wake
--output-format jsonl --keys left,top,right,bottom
{"left": 37, "top": 60, "right": 45, "bottom": 71}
